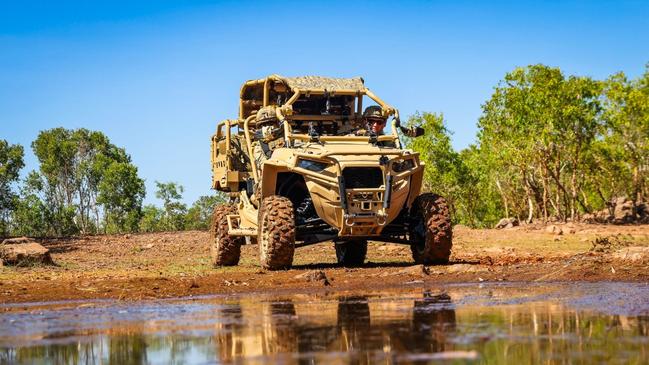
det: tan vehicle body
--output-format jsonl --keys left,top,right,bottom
{"left": 210, "top": 75, "right": 451, "bottom": 269}
{"left": 258, "top": 144, "right": 424, "bottom": 236}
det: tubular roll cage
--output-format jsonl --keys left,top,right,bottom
{"left": 212, "top": 75, "right": 403, "bottom": 183}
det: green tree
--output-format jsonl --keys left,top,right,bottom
{"left": 155, "top": 181, "right": 187, "bottom": 231}
{"left": 601, "top": 66, "right": 649, "bottom": 203}
{"left": 456, "top": 145, "right": 503, "bottom": 227}
{"left": 185, "top": 194, "right": 227, "bottom": 230}
{"left": 11, "top": 171, "right": 48, "bottom": 237}
{"left": 477, "top": 64, "right": 602, "bottom": 222}
{"left": 30, "top": 128, "right": 145, "bottom": 235}
{"left": 139, "top": 204, "right": 164, "bottom": 233}
{"left": 0, "top": 140, "right": 25, "bottom": 236}
{"left": 403, "top": 112, "right": 468, "bottom": 222}
{"left": 98, "top": 161, "right": 146, "bottom": 233}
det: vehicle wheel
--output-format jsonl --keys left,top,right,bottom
{"left": 335, "top": 240, "right": 368, "bottom": 267}
{"left": 409, "top": 193, "right": 452, "bottom": 264}
{"left": 210, "top": 204, "right": 244, "bottom": 266}
{"left": 258, "top": 196, "right": 295, "bottom": 270}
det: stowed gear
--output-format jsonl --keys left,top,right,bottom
{"left": 256, "top": 106, "right": 278, "bottom": 125}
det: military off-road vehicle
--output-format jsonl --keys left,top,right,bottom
{"left": 210, "top": 75, "right": 452, "bottom": 270}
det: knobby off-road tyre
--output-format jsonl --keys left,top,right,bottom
{"left": 258, "top": 196, "right": 295, "bottom": 270}
{"left": 210, "top": 204, "right": 244, "bottom": 266}
{"left": 409, "top": 193, "right": 453, "bottom": 264}
{"left": 335, "top": 240, "right": 368, "bottom": 267}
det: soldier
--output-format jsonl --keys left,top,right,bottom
{"left": 364, "top": 105, "right": 388, "bottom": 135}
{"left": 252, "top": 106, "right": 283, "bottom": 172}
{"left": 356, "top": 105, "right": 387, "bottom": 136}
{"left": 353, "top": 105, "right": 397, "bottom": 147}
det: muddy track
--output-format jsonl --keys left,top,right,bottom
{"left": 1, "top": 224, "right": 648, "bottom": 304}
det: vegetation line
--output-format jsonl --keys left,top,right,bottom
{"left": 1, "top": 63, "right": 648, "bottom": 237}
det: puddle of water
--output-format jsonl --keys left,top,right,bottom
{"left": 1, "top": 282, "right": 648, "bottom": 364}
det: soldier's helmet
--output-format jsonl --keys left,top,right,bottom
{"left": 363, "top": 105, "right": 385, "bottom": 121}
{"left": 256, "top": 106, "right": 278, "bottom": 124}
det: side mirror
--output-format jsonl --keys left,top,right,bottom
{"left": 400, "top": 126, "right": 425, "bottom": 138}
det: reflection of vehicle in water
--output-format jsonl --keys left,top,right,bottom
{"left": 213, "top": 292, "right": 456, "bottom": 362}
{"left": 331, "top": 292, "right": 456, "bottom": 355}
{"left": 214, "top": 300, "right": 303, "bottom": 360}
{"left": 3, "top": 287, "right": 649, "bottom": 364}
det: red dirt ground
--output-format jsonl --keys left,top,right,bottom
{"left": 1, "top": 223, "right": 648, "bottom": 304}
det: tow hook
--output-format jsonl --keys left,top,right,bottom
{"left": 377, "top": 214, "right": 387, "bottom": 226}
{"left": 344, "top": 214, "right": 355, "bottom": 227}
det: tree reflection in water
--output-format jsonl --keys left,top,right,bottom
{"left": 1, "top": 287, "right": 648, "bottom": 364}
{"left": 108, "top": 334, "right": 147, "bottom": 365}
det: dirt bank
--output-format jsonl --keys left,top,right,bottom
{"left": 1, "top": 223, "right": 648, "bottom": 304}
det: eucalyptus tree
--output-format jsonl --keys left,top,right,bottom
{"left": 0, "top": 139, "right": 24, "bottom": 236}
{"left": 477, "top": 64, "right": 602, "bottom": 222}
{"left": 185, "top": 194, "right": 227, "bottom": 231}
{"left": 601, "top": 66, "right": 649, "bottom": 204}
{"left": 154, "top": 181, "right": 187, "bottom": 231}
{"left": 403, "top": 112, "right": 471, "bottom": 223}
{"left": 30, "top": 128, "right": 145, "bottom": 235}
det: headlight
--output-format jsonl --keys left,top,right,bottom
{"left": 298, "top": 159, "right": 329, "bottom": 172}
{"left": 392, "top": 159, "right": 415, "bottom": 173}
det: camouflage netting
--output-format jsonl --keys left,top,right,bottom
{"left": 277, "top": 75, "right": 365, "bottom": 92}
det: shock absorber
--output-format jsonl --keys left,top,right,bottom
{"left": 383, "top": 174, "right": 393, "bottom": 209}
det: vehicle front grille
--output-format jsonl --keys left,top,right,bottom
{"left": 343, "top": 167, "right": 383, "bottom": 189}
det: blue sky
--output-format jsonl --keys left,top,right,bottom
{"left": 1, "top": 1, "right": 648, "bottom": 205}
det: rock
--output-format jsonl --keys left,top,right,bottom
{"left": 483, "top": 247, "right": 516, "bottom": 255}
{"left": 545, "top": 225, "right": 563, "bottom": 235}
{"left": 0, "top": 241, "right": 53, "bottom": 266}
{"left": 613, "top": 198, "right": 635, "bottom": 224}
{"left": 404, "top": 280, "right": 424, "bottom": 285}
{"left": 495, "top": 218, "right": 519, "bottom": 229}
{"left": 585, "top": 197, "right": 649, "bottom": 224}
{"left": 1, "top": 237, "right": 31, "bottom": 245}
{"left": 637, "top": 202, "right": 648, "bottom": 218}
{"left": 446, "top": 264, "right": 485, "bottom": 273}
{"left": 612, "top": 247, "right": 649, "bottom": 262}
{"left": 398, "top": 265, "right": 430, "bottom": 276}
{"left": 294, "top": 270, "right": 330, "bottom": 285}
{"left": 581, "top": 213, "right": 596, "bottom": 223}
